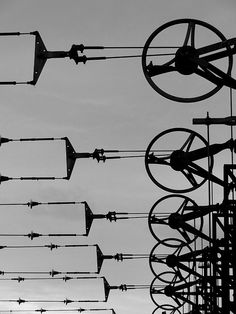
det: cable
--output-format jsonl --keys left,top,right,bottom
{"left": 0, "top": 231, "right": 86, "bottom": 239}
{"left": 0, "top": 308, "right": 114, "bottom": 313}
{"left": 100, "top": 53, "right": 175, "bottom": 60}
{"left": 0, "top": 244, "right": 91, "bottom": 250}
{"left": 95, "top": 45, "right": 180, "bottom": 50}
{"left": 0, "top": 275, "right": 100, "bottom": 282}
{"left": 0, "top": 201, "right": 84, "bottom": 207}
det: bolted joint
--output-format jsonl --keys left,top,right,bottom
{"left": 164, "top": 285, "right": 174, "bottom": 297}
{"left": 168, "top": 213, "right": 182, "bottom": 229}
{"left": 170, "top": 150, "right": 189, "bottom": 171}
{"left": 27, "top": 200, "right": 40, "bottom": 208}
{"left": 119, "top": 284, "right": 127, "bottom": 291}
{"left": 106, "top": 211, "right": 117, "bottom": 221}
{"left": 114, "top": 253, "right": 124, "bottom": 261}
{"left": 166, "top": 254, "right": 178, "bottom": 268}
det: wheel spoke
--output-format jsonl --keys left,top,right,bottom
{"left": 174, "top": 245, "right": 184, "bottom": 256}
{"left": 194, "top": 67, "right": 222, "bottom": 86}
{"left": 189, "top": 161, "right": 211, "bottom": 177}
{"left": 147, "top": 153, "right": 171, "bottom": 166}
{"left": 172, "top": 295, "right": 182, "bottom": 307}
{"left": 146, "top": 63, "right": 175, "bottom": 77}
{"left": 176, "top": 198, "right": 189, "bottom": 214}
{"left": 172, "top": 272, "right": 181, "bottom": 284}
{"left": 146, "top": 57, "right": 176, "bottom": 77}
{"left": 163, "top": 58, "right": 176, "bottom": 67}
{"left": 178, "top": 228, "right": 191, "bottom": 243}
{"left": 188, "top": 161, "right": 226, "bottom": 187}
{"left": 183, "top": 21, "right": 196, "bottom": 47}
{"left": 180, "top": 133, "right": 196, "bottom": 151}
{"left": 181, "top": 168, "right": 198, "bottom": 187}
{"left": 197, "top": 58, "right": 236, "bottom": 88}
{"left": 150, "top": 215, "right": 169, "bottom": 225}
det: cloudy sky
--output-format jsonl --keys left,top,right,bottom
{"left": 0, "top": 1, "right": 235, "bottom": 314}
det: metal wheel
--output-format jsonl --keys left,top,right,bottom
{"left": 149, "top": 239, "right": 193, "bottom": 282}
{"left": 150, "top": 276, "right": 186, "bottom": 310}
{"left": 145, "top": 128, "right": 213, "bottom": 193}
{"left": 148, "top": 195, "right": 202, "bottom": 245}
{"left": 142, "top": 18, "right": 233, "bottom": 102}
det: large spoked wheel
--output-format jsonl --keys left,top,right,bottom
{"left": 145, "top": 128, "right": 214, "bottom": 193}
{"left": 149, "top": 239, "right": 193, "bottom": 282}
{"left": 142, "top": 18, "right": 233, "bottom": 102}
{"left": 148, "top": 195, "right": 202, "bottom": 245}
{"left": 150, "top": 276, "right": 186, "bottom": 310}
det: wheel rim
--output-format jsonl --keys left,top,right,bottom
{"left": 145, "top": 128, "right": 213, "bottom": 193}
{"left": 142, "top": 18, "right": 233, "bottom": 102}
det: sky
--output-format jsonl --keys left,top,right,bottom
{"left": 0, "top": 1, "right": 235, "bottom": 314}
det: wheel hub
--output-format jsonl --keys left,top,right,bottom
{"left": 168, "top": 213, "right": 182, "bottom": 229}
{"left": 170, "top": 150, "right": 189, "bottom": 171}
{"left": 175, "top": 45, "right": 199, "bottom": 75}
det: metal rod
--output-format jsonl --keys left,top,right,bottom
{"left": 0, "top": 231, "right": 86, "bottom": 239}
{"left": 0, "top": 308, "right": 114, "bottom": 313}
{"left": 0, "top": 81, "right": 30, "bottom": 85}
{"left": 11, "top": 137, "right": 64, "bottom": 142}
{"left": 90, "top": 53, "right": 175, "bottom": 61}
{"left": 0, "top": 275, "right": 101, "bottom": 282}
{"left": 0, "top": 201, "right": 84, "bottom": 207}
{"left": 101, "top": 45, "right": 180, "bottom": 49}
{"left": 0, "top": 270, "right": 95, "bottom": 276}
{"left": 193, "top": 115, "right": 236, "bottom": 126}
{"left": 11, "top": 177, "right": 65, "bottom": 181}
{"left": 0, "top": 244, "right": 91, "bottom": 250}
{"left": 0, "top": 81, "right": 17, "bottom": 85}
{"left": 104, "top": 155, "right": 145, "bottom": 160}
{"left": 0, "top": 32, "right": 31, "bottom": 36}
{"left": 0, "top": 298, "right": 106, "bottom": 305}
{"left": 103, "top": 149, "right": 173, "bottom": 153}
{"left": 0, "top": 136, "right": 64, "bottom": 146}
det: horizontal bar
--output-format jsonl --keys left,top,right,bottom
{"left": 0, "top": 32, "right": 21, "bottom": 36}
{"left": 0, "top": 81, "right": 17, "bottom": 85}
{"left": 12, "top": 137, "right": 64, "bottom": 142}
{"left": 13, "top": 177, "right": 64, "bottom": 180}
{"left": 193, "top": 116, "right": 236, "bottom": 126}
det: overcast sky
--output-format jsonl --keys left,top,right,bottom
{"left": 0, "top": 1, "right": 235, "bottom": 314}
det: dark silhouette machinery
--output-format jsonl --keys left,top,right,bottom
{"left": 0, "top": 17, "right": 235, "bottom": 314}
{"left": 142, "top": 18, "right": 236, "bottom": 314}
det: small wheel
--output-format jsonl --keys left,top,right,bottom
{"left": 149, "top": 239, "right": 193, "bottom": 282}
{"left": 152, "top": 306, "right": 181, "bottom": 314}
{"left": 145, "top": 128, "right": 213, "bottom": 193}
{"left": 142, "top": 18, "right": 233, "bottom": 102}
{"left": 148, "top": 195, "right": 203, "bottom": 245}
{"left": 150, "top": 277, "right": 185, "bottom": 310}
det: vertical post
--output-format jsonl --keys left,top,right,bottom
{"left": 222, "top": 164, "right": 234, "bottom": 314}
